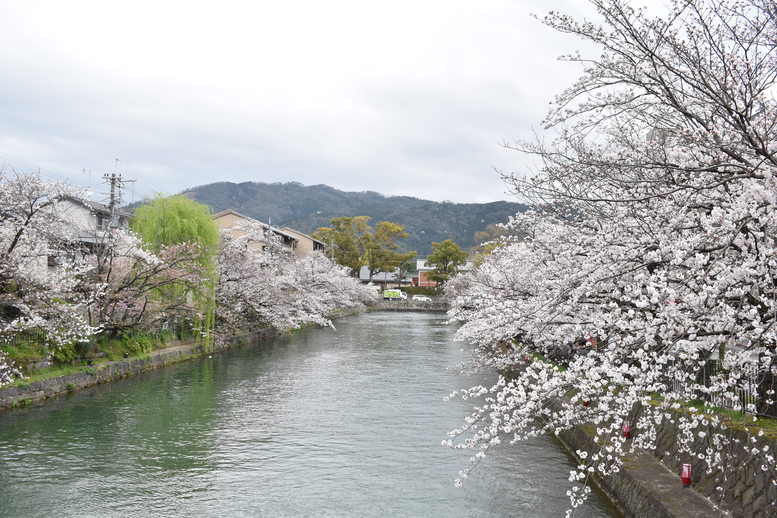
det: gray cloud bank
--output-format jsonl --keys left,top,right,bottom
{"left": 0, "top": 0, "right": 604, "bottom": 203}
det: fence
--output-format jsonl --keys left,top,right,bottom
{"left": 666, "top": 358, "right": 777, "bottom": 419}
{"left": 0, "top": 328, "right": 48, "bottom": 351}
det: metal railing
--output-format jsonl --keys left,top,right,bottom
{"left": 666, "top": 359, "right": 776, "bottom": 419}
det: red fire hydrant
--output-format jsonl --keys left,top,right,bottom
{"left": 682, "top": 463, "right": 692, "bottom": 487}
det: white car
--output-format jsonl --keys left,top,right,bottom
{"left": 412, "top": 295, "right": 431, "bottom": 302}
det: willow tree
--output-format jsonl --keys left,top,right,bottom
{"left": 131, "top": 195, "right": 220, "bottom": 351}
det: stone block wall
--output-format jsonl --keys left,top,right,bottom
{"left": 651, "top": 410, "right": 777, "bottom": 517}
{"left": 555, "top": 407, "right": 776, "bottom": 517}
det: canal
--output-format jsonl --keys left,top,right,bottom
{"left": 0, "top": 312, "right": 617, "bottom": 517}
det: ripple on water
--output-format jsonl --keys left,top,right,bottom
{"left": 0, "top": 313, "right": 618, "bottom": 518}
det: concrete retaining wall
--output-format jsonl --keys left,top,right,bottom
{"left": 370, "top": 300, "right": 449, "bottom": 312}
{"left": 554, "top": 409, "right": 776, "bottom": 517}
{"left": 0, "top": 328, "right": 277, "bottom": 411}
{"left": 651, "top": 409, "right": 776, "bottom": 517}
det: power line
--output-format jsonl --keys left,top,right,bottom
{"left": 0, "top": 151, "right": 74, "bottom": 184}
{"left": 0, "top": 150, "right": 175, "bottom": 206}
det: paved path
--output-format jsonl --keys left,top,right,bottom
{"left": 626, "top": 454, "right": 729, "bottom": 517}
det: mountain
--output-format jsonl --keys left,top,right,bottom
{"left": 182, "top": 181, "right": 527, "bottom": 256}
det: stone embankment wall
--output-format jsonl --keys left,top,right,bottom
{"left": 555, "top": 408, "right": 776, "bottom": 517}
{"left": 0, "top": 328, "right": 277, "bottom": 411}
{"left": 651, "top": 410, "right": 776, "bottom": 517}
{"left": 370, "top": 300, "right": 449, "bottom": 312}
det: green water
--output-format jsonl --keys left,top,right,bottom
{"left": 0, "top": 312, "right": 617, "bottom": 517}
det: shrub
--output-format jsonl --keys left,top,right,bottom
{"left": 51, "top": 342, "right": 78, "bottom": 364}
{"left": 403, "top": 286, "right": 439, "bottom": 297}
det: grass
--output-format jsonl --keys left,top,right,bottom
{"left": 1, "top": 341, "right": 47, "bottom": 362}
{"left": 92, "top": 330, "right": 175, "bottom": 360}
{"left": 521, "top": 350, "right": 777, "bottom": 440}
{"left": 740, "top": 416, "right": 777, "bottom": 439}
{"left": 647, "top": 395, "right": 777, "bottom": 440}
{"left": 1, "top": 329, "right": 185, "bottom": 389}
{"left": 3, "top": 364, "right": 105, "bottom": 388}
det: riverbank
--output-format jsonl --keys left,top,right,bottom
{"left": 0, "top": 328, "right": 277, "bottom": 411}
{"left": 554, "top": 424, "right": 727, "bottom": 517}
{"left": 0, "top": 302, "right": 427, "bottom": 410}
{"left": 551, "top": 404, "right": 776, "bottom": 517}
{"left": 369, "top": 300, "right": 449, "bottom": 312}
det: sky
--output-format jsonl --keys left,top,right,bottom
{"left": 0, "top": 0, "right": 661, "bottom": 204}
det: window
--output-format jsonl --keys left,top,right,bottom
{"left": 96, "top": 213, "right": 108, "bottom": 230}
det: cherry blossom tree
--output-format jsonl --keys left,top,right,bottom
{"left": 85, "top": 229, "right": 210, "bottom": 336}
{"left": 0, "top": 170, "right": 100, "bottom": 362}
{"left": 446, "top": 0, "right": 776, "bottom": 511}
{"left": 0, "top": 351, "right": 21, "bottom": 386}
{"left": 0, "top": 171, "right": 217, "bottom": 386}
{"left": 216, "top": 221, "right": 375, "bottom": 337}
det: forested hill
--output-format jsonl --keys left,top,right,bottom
{"left": 182, "top": 181, "right": 527, "bottom": 256}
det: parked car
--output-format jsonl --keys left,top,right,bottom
{"left": 412, "top": 295, "right": 431, "bottom": 302}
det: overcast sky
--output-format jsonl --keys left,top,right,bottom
{"left": 0, "top": 0, "right": 661, "bottom": 204}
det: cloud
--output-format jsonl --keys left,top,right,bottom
{"left": 0, "top": 0, "right": 633, "bottom": 203}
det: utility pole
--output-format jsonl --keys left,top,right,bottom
{"left": 102, "top": 159, "right": 135, "bottom": 224}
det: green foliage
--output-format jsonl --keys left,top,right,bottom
{"left": 403, "top": 286, "right": 439, "bottom": 297}
{"left": 51, "top": 342, "right": 78, "bottom": 364}
{"left": 0, "top": 339, "right": 47, "bottom": 362}
{"left": 131, "top": 195, "right": 220, "bottom": 260}
{"left": 364, "top": 222, "right": 416, "bottom": 280}
{"left": 425, "top": 239, "right": 468, "bottom": 285}
{"left": 391, "top": 254, "right": 417, "bottom": 284}
{"left": 156, "top": 329, "right": 177, "bottom": 343}
{"left": 118, "top": 331, "right": 155, "bottom": 356}
{"left": 313, "top": 216, "right": 415, "bottom": 279}
{"left": 313, "top": 216, "right": 371, "bottom": 275}
{"left": 66, "top": 383, "right": 76, "bottom": 392}
{"left": 93, "top": 330, "right": 169, "bottom": 360}
{"left": 472, "top": 241, "right": 506, "bottom": 268}
{"left": 131, "top": 195, "right": 219, "bottom": 352}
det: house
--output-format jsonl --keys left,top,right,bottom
{"left": 280, "top": 227, "right": 327, "bottom": 257}
{"left": 47, "top": 196, "right": 132, "bottom": 270}
{"left": 415, "top": 259, "right": 473, "bottom": 287}
{"left": 358, "top": 266, "right": 412, "bottom": 290}
{"left": 212, "top": 209, "right": 298, "bottom": 252}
